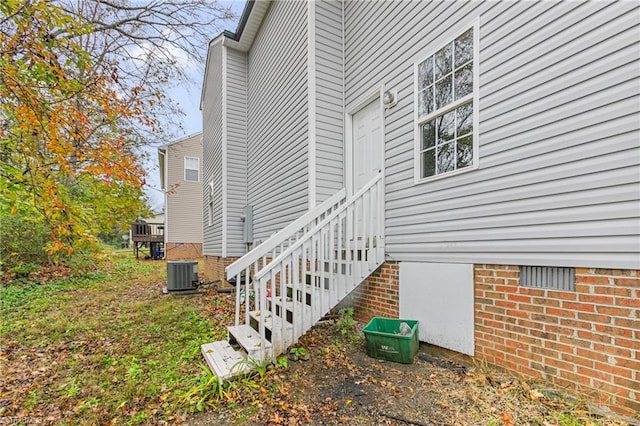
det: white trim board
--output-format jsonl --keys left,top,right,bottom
{"left": 221, "top": 44, "right": 228, "bottom": 257}
{"left": 307, "top": 0, "right": 317, "bottom": 209}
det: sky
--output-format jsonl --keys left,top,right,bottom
{"left": 144, "top": 1, "right": 246, "bottom": 212}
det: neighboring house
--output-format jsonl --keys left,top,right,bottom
{"left": 149, "top": 212, "right": 164, "bottom": 226}
{"left": 200, "top": 1, "right": 639, "bottom": 416}
{"left": 158, "top": 133, "right": 204, "bottom": 259}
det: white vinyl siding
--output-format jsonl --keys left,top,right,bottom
{"left": 225, "top": 47, "right": 248, "bottom": 256}
{"left": 165, "top": 134, "right": 203, "bottom": 244}
{"left": 207, "top": 181, "right": 214, "bottom": 227}
{"left": 314, "top": 0, "right": 344, "bottom": 202}
{"left": 247, "top": 1, "right": 309, "bottom": 242}
{"left": 345, "top": 1, "right": 640, "bottom": 269}
{"left": 202, "top": 41, "right": 224, "bottom": 256}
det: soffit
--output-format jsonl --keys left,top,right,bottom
{"left": 222, "top": 0, "right": 271, "bottom": 52}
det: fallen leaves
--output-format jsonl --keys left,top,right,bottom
{"left": 268, "top": 411, "right": 285, "bottom": 424}
{"left": 0, "top": 264, "right": 75, "bottom": 286}
{"left": 529, "top": 389, "right": 545, "bottom": 401}
{"left": 0, "top": 257, "right": 234, "bottom": 425}
{"left": 500, "top": 412, "right": 514, "bottom": 425}
{"left": 3, "top": 257, "right": 634, "bottom": 426}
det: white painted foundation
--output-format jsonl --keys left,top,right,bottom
{"left": 399, "top": 262, "right": 475, "bottom": 356}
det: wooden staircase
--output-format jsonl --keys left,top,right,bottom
{"left": 202, "top": 173, "right": 384, "bottom": 381}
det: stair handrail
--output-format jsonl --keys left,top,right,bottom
{"left": 226, "top": 187, "right": 346, "bottom": 278}
{"left": 253, "top": 172, "right": 383, "bottom": 281}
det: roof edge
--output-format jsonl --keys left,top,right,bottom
{"left": 224, "top": 0, "right": 255, "bottom": 41}
{"left": 165, "top": 131, "right": 203, "bottom": 147}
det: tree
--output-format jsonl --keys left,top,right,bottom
{"left": 0, "top": 0, "right": 233, "bottom": 265}
{"left": 60, "top": 0, "right": 234, "bottom": 141}
{"left": 0, "top": 0, "right": 149, "bottom": 262}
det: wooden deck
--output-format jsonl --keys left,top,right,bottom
{"left": 131, "top": 222, "right": 164, "bottom": 242}
{"left": 130, "top": 222, "right": 164, "bottom": 259}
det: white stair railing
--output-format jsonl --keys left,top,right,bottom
{"left": 228, "top": 172, "right": 384, "bottom": 361}
{"left": 227, "top": 188, "right": 346, "bottom": 326}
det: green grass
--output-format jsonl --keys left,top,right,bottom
{"left": 0, "top": 251, "right": 232, "bottom": 425}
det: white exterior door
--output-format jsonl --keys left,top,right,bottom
{"left": 352, "top": 98, "right": 383, "bottom": 193}
{"left": 350, "top": 97, "right": 383, "bottom": 243}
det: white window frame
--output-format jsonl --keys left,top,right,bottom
{"left": 184, "top": 156, "right": 199, "bottom": 182}
{"left": 414, "top": 19, "right": 480, "bottom": 184}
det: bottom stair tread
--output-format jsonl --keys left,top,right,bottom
{"left": 201, "top": 341, "right": 250, "bottom": 381}
{"left": 228, "top": 324, "right": 273, "bottom": 350}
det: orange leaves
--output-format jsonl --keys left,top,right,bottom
{"left": 1, "top": 0, "right": 152, "bottom": 262}
{"left": 268, "top": 412, "right": 285, "bottom": 424}
{"left": 80, "top": 137, "right": 145, "bottom": 188}
{"left": 501, "top": 412, "right": 514, "bottom": 425}
{"left": 46, "top": 239, "right": 66, "bottom": 256}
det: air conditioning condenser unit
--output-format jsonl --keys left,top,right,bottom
{"left": 166, "top": 260, "right": 199, "bottom": 292}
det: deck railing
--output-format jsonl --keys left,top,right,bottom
{"left": 130, "top": 222, "right": 164, "bottom": 243}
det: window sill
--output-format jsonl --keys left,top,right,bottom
{"left": 414, "top": 163, "right": 478, "bottom": 185}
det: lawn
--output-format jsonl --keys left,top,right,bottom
{"left": 1, "top": 252, "right": 636, "bottom": 425}
{"left": 0, "top": 251, "right": 233, "bottom": 424}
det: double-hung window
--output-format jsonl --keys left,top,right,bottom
{"left": 184, "top": 156, "right": 199, "bottom": 182}
{"left": 415, "top": 22, "right": 478, "bottom": 182}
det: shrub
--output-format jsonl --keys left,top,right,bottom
{"left": 0, "top": 214, "right": 52, "bottom": 271}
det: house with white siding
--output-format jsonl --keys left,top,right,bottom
{"left": 158, "top": 132, "right": 204, "bottom": 259}
{"left": 199, "top": 1, "right": 639, "bottom": 416}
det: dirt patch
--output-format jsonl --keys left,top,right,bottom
{"left": 187, "top": 322, "right": 636, "bottom": 426}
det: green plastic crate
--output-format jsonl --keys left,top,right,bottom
{"left": 363, "top": 317, "right": 419, "bottom": 364}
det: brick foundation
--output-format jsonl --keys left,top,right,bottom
{"left": 204, "top": 254, "right": 638, "bottom": 416}
{"left": 339, "top": 261, "right": 638, "bottom": 417}
{"left": 165, "top": 242, "right": 202, "bottom": 260}
{"left": 204, "top": 255, "right": 239, "bottom": 283}
{"left": 340, "top": 261, "right": 399, "bottom": 324}
{"left": 475, "top": 265, "right": 639, "bottom": 417}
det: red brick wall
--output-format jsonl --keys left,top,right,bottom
{"left": 165, "top": 243, "right": 202, "bottom": 260}
{"left": 341, "top": 261, "right": 399, "bottom": 324}
{"left": 475, "top": 264, "right": 639, "bottom": 417}
{"left": 203, "top": 255, "right": 239, "bottom": 283}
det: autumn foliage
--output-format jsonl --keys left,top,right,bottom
{"left": 0, "top": 0, "right": 150, "bottom": 264}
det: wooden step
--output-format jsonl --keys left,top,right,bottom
{"left": 227, "top": 324, "right": 272, "bottom": 361}
{"left": 201, "top": 341, "right": 251, "bottom": 382}
{"left": 287, "top": 283, "right": 331, "bottom": 305}
{"left": 248, "top": 310, "right": 294, "bottom": 353}
{"left": 248, "top": 310, "right": 294, "bottom": 332}
{"left": 267, "top": 296, "right": 314, "bottom": 327}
